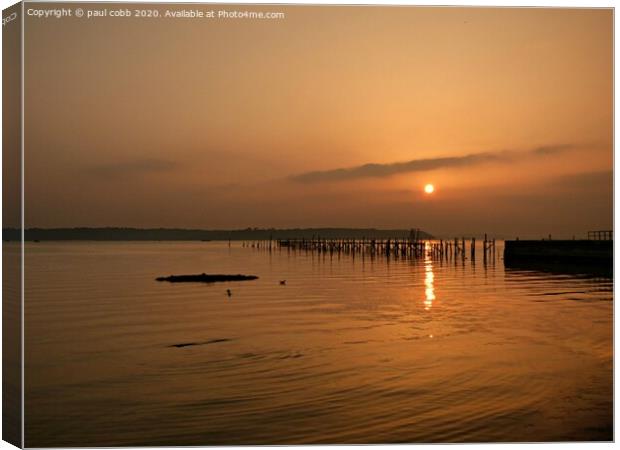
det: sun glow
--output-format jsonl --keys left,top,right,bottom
{"left": 424, "top": 184, "right": 435, "bottom": 194}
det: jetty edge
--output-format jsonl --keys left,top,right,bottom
{"left": 504, "top": 239, "right": 612, "bottom": 264}
{"left": 156, "top": 273, "right": 259, "bottom": 283}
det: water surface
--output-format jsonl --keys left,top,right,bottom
{"left": 24, "top": 241, "right": 612, "bottom": 445}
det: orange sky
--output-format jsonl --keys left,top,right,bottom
{"left": 19, "top": 5, "right": 612, "bottom": 238}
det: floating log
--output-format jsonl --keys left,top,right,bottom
{"left": 156, "top": 273, "right": 258, "bottom": 283}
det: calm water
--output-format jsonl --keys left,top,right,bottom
{"left": 23, "top": 241, "right": 612, "bottom": 446}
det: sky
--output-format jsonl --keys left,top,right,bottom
{"left": 18, "top": 5, "right": 612, "bottom": 238}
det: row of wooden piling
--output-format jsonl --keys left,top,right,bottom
{"left": 242, "top": 234, "right": 496, "bottom": 261}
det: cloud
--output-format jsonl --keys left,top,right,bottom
{"left": 531, "top": 144, "right": 573, "bottom": 156}
{"left": 290, "top": 144, "right": 573, "bottom": 183}
{"left": 554, "top": 169, "right": 612, "bottom": 186}
{"left": 89, "top": 158, "right": 178, "bottom": 179}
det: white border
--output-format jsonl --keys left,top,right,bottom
{"left": 0, "top": 1, "right": 616, "bottom": 450}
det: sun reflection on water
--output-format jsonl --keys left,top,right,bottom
{"left": 424, "top": 243, "right": 435, "bottom": 310}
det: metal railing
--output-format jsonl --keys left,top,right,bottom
{"left": 587, "top": 230, "right": 613, "bottom": 241}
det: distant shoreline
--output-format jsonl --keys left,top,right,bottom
{"left": 2, "top": 227, "right": 434, "bottom": 242}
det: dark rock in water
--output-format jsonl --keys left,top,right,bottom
{"left": 156, "top": 273, "right": 258, "bottom": 283}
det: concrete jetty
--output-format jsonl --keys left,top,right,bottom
{"left": 504, "top": 239, "right": 612, "bottom": 264}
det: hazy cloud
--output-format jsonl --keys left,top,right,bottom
{"left": 553, "top": 170, "right": 614, "bottom": 192}
{"left": 554, "top": 169, "right": 612, "bottom": 186}
{"left": 531, "top": 144, "right": 573, "bottom": 156}
{"left": 89, "top": 158, "right": 178, "bottom": 179}
{"left": 290, "top": 145, "right": 574, "bottom": 183}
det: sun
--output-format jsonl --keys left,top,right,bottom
{"left": 424, "top": 184, "right": 435, "bottom": 194}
